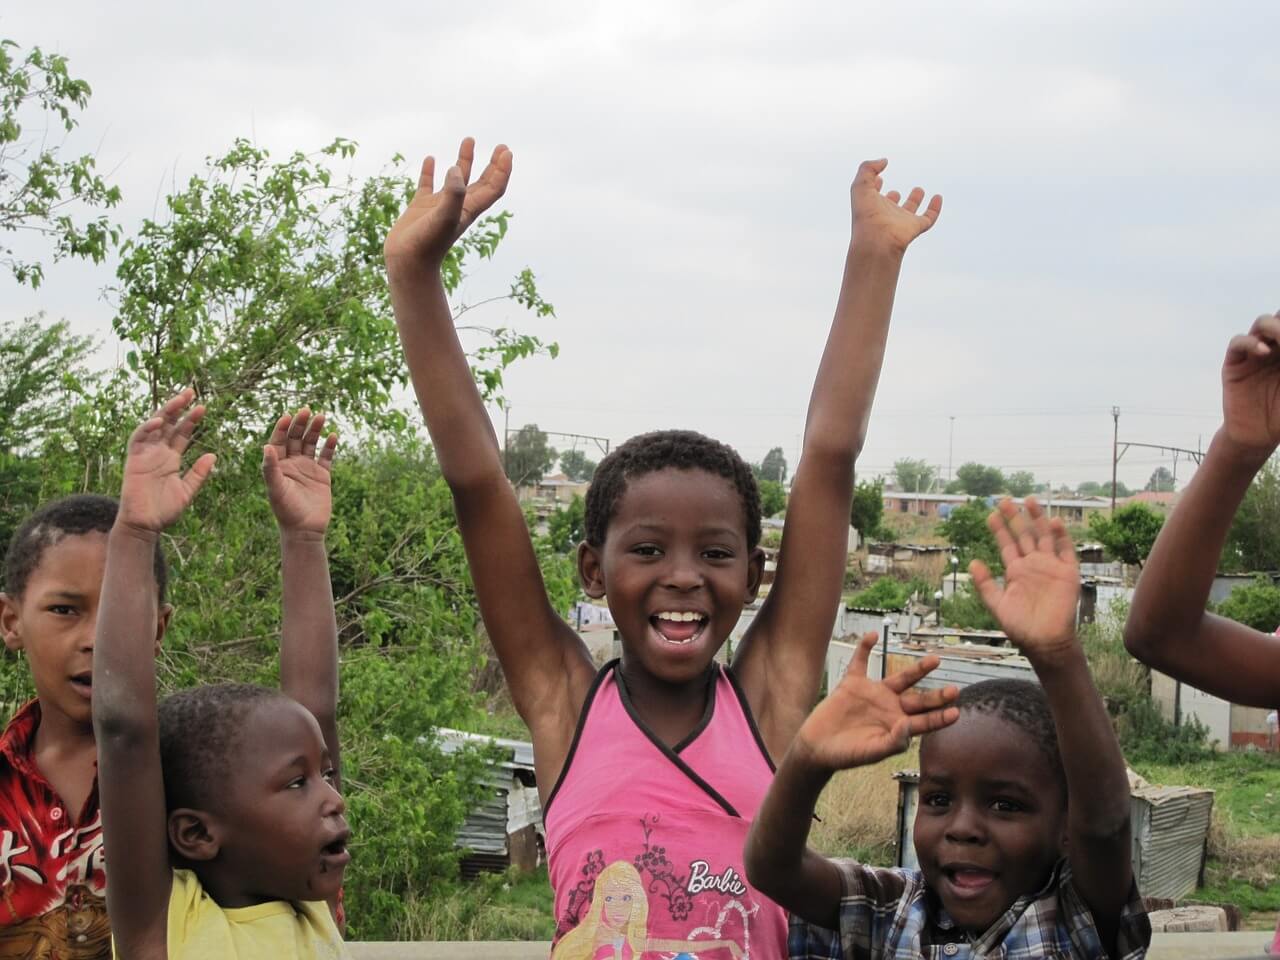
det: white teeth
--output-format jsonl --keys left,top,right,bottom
{"left": 655, "top": 611, "right": 704, "bottom": 622}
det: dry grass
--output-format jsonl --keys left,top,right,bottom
{"left": 1208, "top": 812, "right": 1280, "bottom": 889}
{"left": 809, "top": 745, "right": 920, "bottom": 864}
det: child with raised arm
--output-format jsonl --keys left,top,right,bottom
{"left": 94, "top": 391, "right": 349, "bottom": 959}
{"left": 384, "top": 138, "right": 940, "bottom": 957}
{"left": 1125, "top": 311, "right": 1280, "bottom": 706}
{"left": 746, "top": 499, "right": 1151, "bottom": 960}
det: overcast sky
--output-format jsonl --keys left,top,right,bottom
{"left": 5, "top": 2, "right": 1278, "bottom": 490}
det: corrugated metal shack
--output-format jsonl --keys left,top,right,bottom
{"left": 892, "top": 771, "right": 1213, "bottom": 901}
{"left": 436, "top": 728, "right": 543, "bottom": 878}
{"left": 826, "top": 637, "right": 1034, "bottom": 693}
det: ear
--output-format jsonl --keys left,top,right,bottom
{"left": 154, "top": 603, "right": 173, "bottom": 656}
{"left": 168, "top": 808, "right": 222, "bottom": 862}
{"left": 0, "top": 593, "right": 23, "bottom": 653}
{"left": 744, "top": 547, "right": 766, "bottom": 602}
{"left": 577, "top": 541, "right": 606, "bottom": 599}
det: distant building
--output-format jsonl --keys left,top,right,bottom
{"left": 881, "top": 491, "right": 1110, "bottom": 524}
{"left": 1124, "top": 490, "right": 1180, "bottom": 510}
{"left": 515, "top": 472, "right": 590, "bottom": 506}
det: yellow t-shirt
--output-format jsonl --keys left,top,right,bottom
{"left": 161, "top": 868, "right": 348, "bottom": 959}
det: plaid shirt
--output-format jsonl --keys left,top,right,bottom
{"left": 788, "top": 858, "right": 1150, "bottom": 960}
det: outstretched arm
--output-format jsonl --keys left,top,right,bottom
{"left": 384, "top": 139, "right": 592, "bottom": 786}
{"left": 1126, "top": 312, "right": 1280, "bottom": 706}
{"left": 974, "top": 499, "right": 1131, "bottom": 952}
{"left": 264, "top": 408, "right": 341, "bottom": 779}
{"left": 744, "top": 633, "right": 958, "bottom": 930}
{"left": 94, "top": 390, "right": 216, "bottom": 960}
{"left": 736, "top": 159, "right": 942, "bottom": 756}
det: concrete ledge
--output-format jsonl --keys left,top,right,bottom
{"left": 346, "top": 932, "right": 1271, "bottom": 959}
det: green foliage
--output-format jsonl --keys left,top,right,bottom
{"left": 1145, "top": 466, "right": 1175, "bottom": 493}
{"left": 504, "top": 424, "right": 556, "bottom": 487}
{"left": 1077, "top": 479, "right": 1132, "bottom": 498}
{"left": 847, "top": 576, "right": 931, "bottom": 611}
{"left": 394, "top": 867, "right": 556, "bottom": 941}
{"left": 1005, "top": 470, "right": 1035, "bottom": 498}
{"left": 939, "top": 500, "right": 1002, "bottom": 574}
{"left": 0, "top": 38, "right": 122, "bottom": 287}
{"left": 892, "top": 458, "right": 934, "bottom": 494}
{"left": 557, "top": 449, "right": 596, "bottom": 483}
{"left": 759, "top": 479, "right": 787, "bottom": 518}
{"left": 757, "top": 446, "right": 787, "bottom": 484}
{"left": 1222, "top": 457, "right": 1280, "bottom": 573}
{"left": 1214, "top": 577, "right": 1280, "bottom": 633}
{"left": 849, "top": 477, "right": 885, "bottom": 541}
{"left": 546, "top": 495, "right": 586, "bottom": 553}
{"left": 1088, "top": 503, "right": 1164, "bottom": 567}
{"left": 939, "top": 586, "right": 999, "bottom": 630}
{"left": 954, "top": 462, "right": 1005, "bottom": 497}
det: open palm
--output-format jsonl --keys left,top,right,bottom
{"left": 1222, "top": 312, "right": 1280, "bottom": 455}
{"left": 798, "top": 633, "right": 958, "bottom": 772}
{"left": 971, "top": 498, "right": 1079, "bottom": 667}
{"left": 383, "top": 138, "right": 512, "bottom": 268}
{"left": 117, "top": 389, "right": 216, "bottom": 533}
{"left": 850, "top": 158, "right": 942, "bottom": 253}
{"left": 262, "top": 408, "right": 338, "bottom": 535}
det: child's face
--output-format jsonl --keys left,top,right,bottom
{"left": 0, "top": 533, "right": 114, "bottom": 729}
{"left": 580, "top": 468, "right": 763, "bottom": 686}
{"left": 913, "top": 710, "right": 1066, "bottom": 932}
{"left": 210, "top": 698, "right": 349, "bottom": 903}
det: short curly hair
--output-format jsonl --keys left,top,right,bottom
{"left": 583, "top": 430, "right": 761, "bottom": 549}
{"left": 158, "top": 683, "right": 287, "bottom": 812}
{"left": 3, "top": 494, "right": 169, "bottom": 601}
{"left": 950, "top": 679, "right": 1065, "bottom": 796}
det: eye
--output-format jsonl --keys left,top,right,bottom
{"left": 991, "top": 798, "right": 1025, "bottom": 813}
{"left": 921, "top": 792, "right": 950, "bottom": 808}
{"left": 702, "top": 548, "right": 732, "bottom": 561}
{"left": 631, "top": 544, "right": 661, "bottom": 557}
{"left": 286, "top": 776, "right": 306, "bottom": 790}
{"left": 322, "top": 768, "right": 338, "bottom": 785}
{"left": 605, "top": 895, "right": 613, "bottom": 903}
{"left": 622, "top": 894, "right": 631, "bottom": 902}
{"left": 47, "top": 604, "right": 76, "bottom": 616}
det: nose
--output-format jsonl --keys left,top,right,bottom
{"left": 323, "top": 780, "right": 346, "bottom": 818}
{"left": 943, "top": 802, "right": 987, "bottom": 845}
{"left": 78, "top": 613, "right": 97, "bottom": 652}
{"left": 663, "top": 550, "right": 704, "bottom": 591}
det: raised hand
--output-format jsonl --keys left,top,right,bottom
{"left": 795, "top": 633, "right": 958, "bottom": 772}
{"left": 1221, "top": 312, "right": 1280, "bottom": 459}
{"left": 971, "top": 497, "right": 1080, "bottom": 667}
{"left": 850, "top": 158, "right": 942, "bottom": 254}
{"left": 262, "top": 408, "right": 338, "bottom": 536}
{"left": 117, "top": 389, "right": 216, "bottom": 535}
{"left": 383, "top": 137, "right": 513, "bottom": 269}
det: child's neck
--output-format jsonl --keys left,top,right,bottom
{"left": 32, "top": 704, "right": 98, "bottom": 817}
{"left": 618, "top": 659, "right": 715, "bottom": 749}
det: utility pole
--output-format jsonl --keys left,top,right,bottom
{"left": 948, "top": 416, "right": 955, "bottom": 483}
{"left": 1111, "top": 406, "right": 1120, "bottom": 513}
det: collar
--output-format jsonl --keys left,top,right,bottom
{"left": 0, "top": 699, "right": 43, "bottom": 777}
{"left": 931, "top": 858, "right": 1065, "bottom": 949}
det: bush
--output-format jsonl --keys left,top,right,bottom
{"left": 939, "top": 586, "right": 999, "bottom": 631}
{"left": 939, "top": 500, "right": 1002, "bottom": 575}
{"left": 1214, "top": 577, "right": 1280, "bottom": 632}
{"left": 847, "top": 576, "right": 931, "bottom": 611}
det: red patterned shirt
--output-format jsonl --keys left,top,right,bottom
{"left": 0, "top": 699, "right": 109, "bottom": 959}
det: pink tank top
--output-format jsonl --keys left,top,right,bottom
{"left": 544, "top": 660, "right": 788, "bottom": 960}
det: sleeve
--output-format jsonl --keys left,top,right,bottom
{"left": 1057, "top": 865, "right": 1152, "bottom": 960}
{"left": 786, "top": 860, "right": 918, "bottom": 960}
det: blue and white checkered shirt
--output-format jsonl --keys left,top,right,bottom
{"left": 787, "top": 858, "right": 1150, "bottom": 960}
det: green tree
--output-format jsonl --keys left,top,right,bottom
{"left": 893, "top": 458, "right": 935, "bottom": 493}
{"left": 955, "top": 462, "right": 1005, "bottom": 497}
{"left": 546, "top": 494, "right": 586, "bottom": 552}
{"left": 1215, "top": 577, "right": 1280, "bottom": 632}
{"left": 759, "top": 479, "right": 787, "bottom": 518}
{"left": 1077, "top": 479, "right": 1131, "bottom": 498}
{"left": 1146, "top": 466, "right": 1175, "bottom": 493}
{"left": 1088, "top": 503, "right": 1165, "bottom": 567}
{"left": 1, "top": 39, "right": 121, "bottom": 287}
{"left": 558, "top": 449, "right": 597, "bottom": 483}
{"left": 940, "top": 586, "right": 1000, "bottom": 630}
{"left": 939, "top": 500, "right": 1002, "bottom": 574}
{"left": 505, "top": 424, "right": 556, "bottom": 487}
{"left": 1005, "top": 470, "right": 1035, "bottom": 498}
{"left": 1222, "top": 457, "right": 1280, "bottom": 572}
{"left": 758, "top": 446, "right": 788, "bottom": 484}
{"left": 849, "top": 477, "right": 885, "bottom": 541}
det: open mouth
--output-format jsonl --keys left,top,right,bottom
{"left": 69, "top": 673, "right": 93, "bottom": 699}
{"left": 942, "top": 866, "right": 997, "bottom": 897}
{"left": 649, "top": 610, "right": 709, "bottom": 646}
{"left": 319, "top": 830, "right": 351, "bottom": 872}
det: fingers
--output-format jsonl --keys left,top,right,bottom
{"left": 286, "top": 408, "right": 310, "bottom": 456}
{"left": 456, "top": 137, "right": 476, "bottom": 184}
{"left": 1051, "top": 516, "right": 1075, "bottom": 565}
{"left": 317, "top": 431, "right": 339, "bottom": 470}
{"left": 906, "top": 705, "right": 961, "bottom": 736}
{"left": 987, "top": 501, "right": 1023, "bottom": 570}
{"left": 899, "top": 683, "right": 959, "bottom": 715}
{"left": 1001, "top": 497, "right": 1037, "bottom": 557}
{"left": 902, "top": 186, "right": 925, "bottom": 214}
{"left": 416, "top": 156, "right": 435, "bottom": 195}
{"left": 267, "top": 413, "right": 292, "bottom": 452}
{"left": 458, "top": 144, "right": 512, "bottom": 230}
{"left": 1225, "top": 333, "right": 1269, "bottom": 365}
{"left": 182, "top": 453, "right": 218, "bottom": 499}
{"left": 1248, "top": 312, "right": 1280, "bottom": 343}
{"left": 883, "top": 653, "right": 940, "bottom": 694}
{"left": 853, "top": 159, "right": 889, "bottom": 190}
{"left": 301, "top": 413, "right": 325, "bottom": 458}
{"left": 848, "top": 632, "right": 877, "bottom": 678}
{"left": 1022, "top": 496, "right": 1056, "bottom": 556}
{"left": 919, "top": 194, "right": 943, "bottom": 229}
{"left": 970, "top": 559, "right": 1003, "bottom": 613}
{"left": 885, "top": 190, "right": 901, "bottom": 205}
